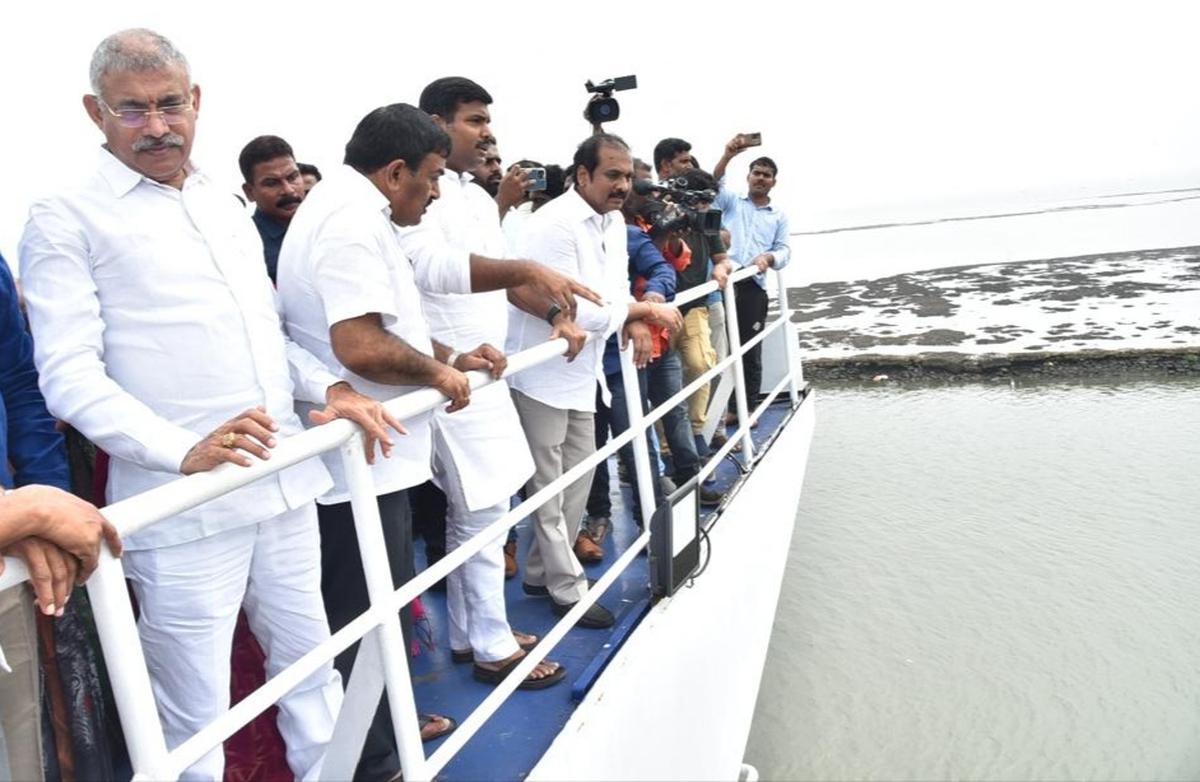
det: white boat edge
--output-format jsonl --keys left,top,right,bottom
{"left": 529, "top": 388, "right": 815, "bottom": 781}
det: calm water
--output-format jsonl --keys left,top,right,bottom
{"left": 747, "top": 378, "right": 1200, "bottom": 780}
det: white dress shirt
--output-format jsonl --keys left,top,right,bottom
{"left": 278, "top": 165, "right": 471, "bottom": 503}
{"left": 18, "top": 149, "right": 334, "bottom": 550}
{"left": 506, "top": 187, "right": 630, "bottom": 412}
{"left": 395, "top": 171, "right": 534, "bottom": 510}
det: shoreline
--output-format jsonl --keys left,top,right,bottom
{"left": 785, "top": 243, "right": 1199, "bottom": 384}
{"left": 802, "top": 345, "right": 1200, "bottom": 384}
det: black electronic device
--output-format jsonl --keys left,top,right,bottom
{"left": 743, "top": 131, "right": 763, "bottom": 147}
{"left": 583, "top": 75, "right": 638, "bottom": 126}
{"left": 649, "top": 477, "right": 702, "bottom": 597}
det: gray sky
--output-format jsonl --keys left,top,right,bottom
{"left": 2, "top": 0, "right": 1198, "bottom": 261}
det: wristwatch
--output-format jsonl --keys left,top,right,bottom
{"left": 544, "top": 303, "right": 563, "bottom": 325}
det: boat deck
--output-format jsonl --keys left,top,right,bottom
{"left": 408, "top": 401, "right": 793, "bottom": 780}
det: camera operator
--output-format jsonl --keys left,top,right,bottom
{"left": 649, "top": 152, "right": 735, "bottom": 452}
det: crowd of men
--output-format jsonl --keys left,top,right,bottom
{"left": 0, "top": 28, "right": 790, "bottom": 782}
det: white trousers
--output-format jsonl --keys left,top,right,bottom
{"left": 432, "top": 429, "right": 519, "bottom": 663}
{"left": 123, "top": 503, "right": 342, "bottom": 781}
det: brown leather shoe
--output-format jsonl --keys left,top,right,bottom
{"left": 503, "top": 539, "right": 518, "bottom": 579}
{"left": 573, "top": 533, "right": 604, "bottom": 564}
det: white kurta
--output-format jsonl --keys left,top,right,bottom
{"left": 18, "top": 149, "right": 335, "bottom": 550}
{"left": 396, "top": 171, "right": 534, "bottom": 511}
{"left": 277, "top": 165, "right": 472, "bottom": 503}
{"left": 506, "top": 187, "right": 631, "bottom": 413}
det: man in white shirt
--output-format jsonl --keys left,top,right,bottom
{"left": 18, "top": 29, "right": 398, "bottom": 781}
{"left": 278, "top": 101, "right": 590, "bottom": 778}
{"left": 398, "top": 76, "right": 568, "bottom": 689}
{"left": 508, "top": 133, "right": 682, "bottom": 628}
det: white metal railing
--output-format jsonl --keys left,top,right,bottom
{"left": 0, "top": 263, "right": 805, "bottom": 781}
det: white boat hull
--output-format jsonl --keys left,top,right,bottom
{"left": 530, "top": 396, "right": 816, "bottom": 781}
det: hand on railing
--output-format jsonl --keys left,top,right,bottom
{"left": 550, "top": 315, "right": 587, "bottom": 361}
{"left": 453, "top": 343, "right": 507, "bottom": 379}
{"left": 1, "top": 484, "right": 122, "bottom": 616}
{"left": 752, "top": 253, "right": 774, "bottom": 273}
{"left": 432, "top": 363, "right": 472, "bottom": 413}
{"left": 180, "top": 406, "right": 280, "bottom": 474}
{"left": 645, "top": 301, "right": 683, "bottom": 334}
{"left": 622, "top": 320, "right": 654, "bottom": 368}
{"left": 712, "top": 260, "right": 732, "bottom": 289}
{"left": 309, "top": 382, "right": 406, "bottom": 464}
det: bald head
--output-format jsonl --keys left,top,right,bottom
{"left": 89, "top": 28, "right": 190, "bottom": 97}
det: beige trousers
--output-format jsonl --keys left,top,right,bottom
{"left": 676, "top": 307, "right": 718, "bottom": 434}
{"left": 510, "top": 389, "right": 595, "bottom": 605}
{"left": 0, "top": 584, "right": 44, "bottom": 782}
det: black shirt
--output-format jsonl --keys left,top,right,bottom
{"left": 251, "top": 208, "right": 288, "bottom": 283}
{"left": 676, "top": 228, "right": 727, "bottom": 315}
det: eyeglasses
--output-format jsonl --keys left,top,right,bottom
{"left": 96, "top": 97, "right": 194, "bottom": 129}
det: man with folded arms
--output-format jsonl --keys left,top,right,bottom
{"left": 19, "top": 29, "right": 396, "bottom": 781}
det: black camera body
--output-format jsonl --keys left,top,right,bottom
{"left": 584, "top": 75, "right": 637, "bottom": 125}
{"left": 633, "top": 178, "right": 723, "bottom": 239}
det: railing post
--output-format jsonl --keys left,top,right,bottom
{"left": 772, "top": 268, "right": 800, "bottom": 406}
{"left": 723, "top": 273, "right": 755, "bottom": 463}
{"left": 618, "top": 341, "right": 657, "bottom": 524}
{"left": 338, "top": 441, "right": 428, "bottom": 781}
{"left": 85, "top": 552, "right": 170, "bottom": 777}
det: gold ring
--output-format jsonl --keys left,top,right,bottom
{"left": 220, "top": 432, "right": 237, "bottom": 449}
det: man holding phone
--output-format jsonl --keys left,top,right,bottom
{"left": 713, "top": 133, "right": 791, "bottom": 413}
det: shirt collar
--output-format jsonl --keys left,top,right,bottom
{"left": 564, "top": 186, "right": 616, "bottom": 229}
{"left": 96, "top": 146, "right": 203, "bottom": 198}
{"left": 739, "top": 191, "right": 775, "bottom": 211}
{"left": 338, "top": 164, "right": 392, "bottom": 218}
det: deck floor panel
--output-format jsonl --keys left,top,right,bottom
{"left": 400, "top": 403, "right": 791, "bottom": 780}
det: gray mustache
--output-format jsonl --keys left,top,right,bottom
{"left": 132, "top": 133, "right": 185, "bottom": 152}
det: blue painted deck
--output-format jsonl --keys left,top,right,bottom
{"left": 407, "top": 402, "right": 793, "bottom": 780}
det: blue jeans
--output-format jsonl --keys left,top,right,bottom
{"left": 647, "top": 347, "right": 701, "bottom": 483}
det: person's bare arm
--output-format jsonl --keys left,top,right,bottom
{"left": 495, "top": 165, "right": 530, "bottom": 218}
{"left": 626, "top": 300, "right": 683, "bottom": 333}
{"left": 714, "top": 134, "right": 751, "bottom": 182}
{"left": 470, "top": 256, "right": 602, "bottom": 319}
{"left": 330, "top": 315, "right": 471, "bottom": 412}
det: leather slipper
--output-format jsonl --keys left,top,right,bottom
{"left": 473, "top": 657, "right": 566, "bottom": 690}
{"left": 418, "top": 713, "right": 457, "bottom": 743}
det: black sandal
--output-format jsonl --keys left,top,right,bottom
{"left": 472, "top": 656, "right": 566, "bottom": 690}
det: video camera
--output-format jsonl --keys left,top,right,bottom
{"left": 632, "top": 177, "right": 723, "bottom": 239}
{"left": 584, "top": 75, "right": 637, "bottom": 126}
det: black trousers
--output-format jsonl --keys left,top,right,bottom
{"left": 408, "top": 479, "right": 448, "bottom": 568}
{"left": 731, "top": 277, "right": 769, "bottom": 407}
{"left": 318, "top": 489, "right": 414, "bottom": 781}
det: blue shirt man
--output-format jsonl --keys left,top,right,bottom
{"left": 712, "top": 140, "right": 793, "bottom": 406}
{"left": 0, "top": 254, "right": 69, "bottom": 491}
